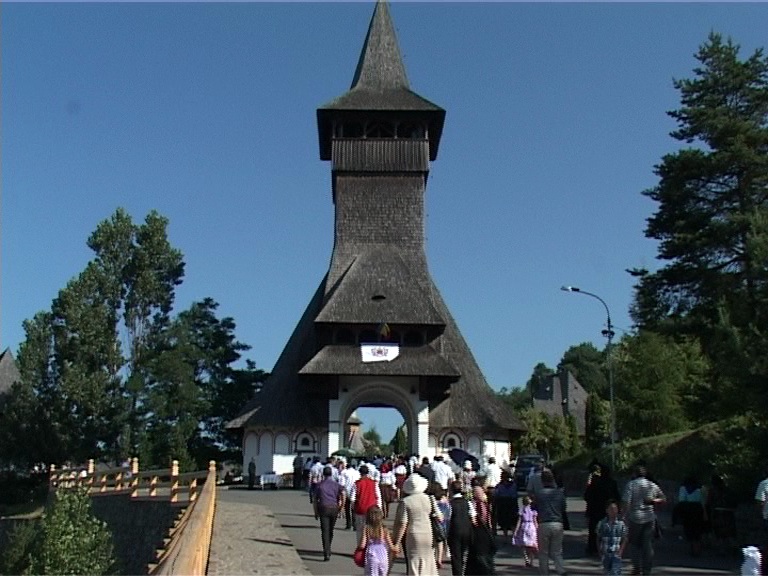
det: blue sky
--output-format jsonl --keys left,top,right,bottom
{"left": 2, "top": 2, "right": 766, "bottom": 444}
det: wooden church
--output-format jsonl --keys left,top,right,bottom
{"left": 228, "top": 1, "right": 524, "bottom": 475}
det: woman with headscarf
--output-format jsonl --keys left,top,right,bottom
{"left": 466, "top": 479, "right": 497, "bottom": 575}
{"left": 393, "top": 473, "right": 441, "bottom": 575}
{"left": 584, "top": 463, "right": 620, "bottom": 555}
{"left": 675, "top": 475, "right": 706, "bottom": 556}
{"left": 493, "top": 470, "right": 519, "bottom": 537}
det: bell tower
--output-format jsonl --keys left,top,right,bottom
{"left": 229, "top": 0, "right": 524, "bottom": 471}
{"left": 316, "top": 0, "right": 445, "bottom": 292}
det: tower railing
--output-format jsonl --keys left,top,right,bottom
{"left": 331, "top": 138, "right": 429, "bottom": 172}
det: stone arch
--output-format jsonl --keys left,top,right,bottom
{"left": 440, "top": 430, "right": 463, "bottom": 450}
{"left": 244, "top": 431, "right": 259, "bottom": 458}
{"left": 294, "top": 430, "right": 316, "bottom": 453}
{"left": 257, "top": 432, "right": 273, "bottom": 474}
{"left": 339, "top": 379, "right": 419, "bottom": 453}
{"left": 467, "top": 434, "right": 482, "bottom": 457}
{"left": 274, "top": 433, "right": 291, "bottom": 455}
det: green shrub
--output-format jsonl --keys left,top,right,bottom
{"left": 26, "top": 486, "right": 115, "bottom": 576}
{"left": 0, "top": 519, "right": 39, "bottom": 575}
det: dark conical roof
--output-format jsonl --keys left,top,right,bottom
{"left": 317, "top": 0, "right": 445, "bottom": 160}
{"left": 350, "top": 0, "right": 408, "bottom": 92}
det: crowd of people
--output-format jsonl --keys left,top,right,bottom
{"left": 285, "top": 453, "right": 768, "bottom": 576}
{"left": 297, "top": 452, "right": 505, "bottom": 575}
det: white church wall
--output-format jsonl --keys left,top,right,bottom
{"left": 466, "top": 434, "right": 482, "bottom": 457}
{"left": 243, "top": 431, "right": 259, "bottom": 473}
{"left": 257, "top": 431, "right": 273, "bottom": 474}
{"left": 483, "top": 439, "right": 512, "bottom": 469}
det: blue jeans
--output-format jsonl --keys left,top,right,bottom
{"left": 602, "top": 553, "right": 622, "bottom": 575}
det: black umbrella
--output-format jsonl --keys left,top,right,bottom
{"left": 448, "top": 448, "right": 480, "bottom": 471}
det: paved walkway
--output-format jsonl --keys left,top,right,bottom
{"left": 209, "top": 486, "right": 740, "bottom": 575}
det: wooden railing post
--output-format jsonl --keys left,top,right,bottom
{"left": 150, "top": 473, "right": 158, "bottom": 497}
{"left": 170, "top": 460, "right": 179, "bottom": 503}
{"left": 85, "top": 459, "right": 95, "bottom": 491}
{"left": 189, "top": 478, "right": 198, "bottom": 503}
{"left": 148, "top": 460, "right": 217, "bottom": 575}
{"left": 131, "top": 457, "right": 140, "bottom": 498}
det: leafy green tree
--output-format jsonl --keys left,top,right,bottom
{"left": 631, "top": 33, "right": 768, "bottom": 414}
{"left": 517, "top": 409, "right": 548, "bottom": 456}
{"left": 142, "top": 299, "right": 266, "bottom": 469}
{"left": 0, "top": 519, "right": 39, "bottom": 575}
{"left": 362, "top": 426, "right": 383, "bottom": 456}
{"left": 557, "top": 343, "right": 608, "bottom": 397}
{"left": 497, "top": 386, "right": 531, "bottom": 411}
{"left": 1, "top": 209, "right": 263, "bottom": 470}
{"left": 614, "top": 331, "right": 708, "bottom": 439}
{"left": 525, "top": 362, "right": 555, "bottom": 396}
{"left": 391, "top": 425, "right": 408, "bottom": 455}
{"left": 27, "top": 487, "right": 115, "bottom": 576}
{"left": 517, "top": 409, "right": 579, "bottom": 461}
{"left": 0, "top": 313, "right": 64, "bottom": 467}
{"left": 585, "top": 392, "right": 611, "bottom": 449}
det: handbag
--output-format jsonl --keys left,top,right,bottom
{"left": 430, "top": 496, "right": 447, "bottom": 544}
{"left": 353, "top": 546, "right": 365, "bottom": 568}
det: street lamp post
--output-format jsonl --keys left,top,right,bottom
{"left": 560, "top": 286, "right": 616, "bottom": 470}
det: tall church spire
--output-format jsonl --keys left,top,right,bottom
{"left": 317, "top": 1, "right": 445, "bottom": 161}
{"left": 350, "top": 0, "right": 409, "bottom": 91}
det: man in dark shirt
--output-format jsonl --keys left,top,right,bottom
{"left": 535, "top": 469, "right": 568, "bottom": 576}
{"left": 314, "top": 466, "right": 345, "bottom": 561}
{"left": 447, "top": 480, "right": 476, "bottom": 576}
{"left": 416, "top": 457, "right": 436, "bottom": 486}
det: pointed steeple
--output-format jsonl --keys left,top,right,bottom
{"left": 317, "top": 0, "right": 445, "bottom": 161}
{"left": 350, "top": 0, "right": 409, "bottom": 91}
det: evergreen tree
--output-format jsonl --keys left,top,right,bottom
{"left": 631, "top": 33, "right": 768, "bottom": 413}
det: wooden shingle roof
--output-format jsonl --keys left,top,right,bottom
{"left": 317, "top": 247, "right": 445, "bottom": 325}
{"left": 228, "top": 274, "right": 524, "bottom": 432}
{"left": 0, "top": 348, "right": 21, "bottom": 398}
{"left": 317, "top": 0, "right": 445, "bottom": 161}
{"left": 299, "top": 344, "right": 459, "bottom": 378}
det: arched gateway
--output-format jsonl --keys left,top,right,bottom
{"left": 227, "top": 0, "right": 525, "bottom": 475}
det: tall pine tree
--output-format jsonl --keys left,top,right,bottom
{"left": 631, "top": 33, "right": 768, "bottom": 413}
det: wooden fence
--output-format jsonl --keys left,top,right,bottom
{"left": 49, "top": 459, "right": 218, "bottom": 575}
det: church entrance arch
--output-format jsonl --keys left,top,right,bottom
{"left": 328, "top": 376, "right": 430, "bottom": 457}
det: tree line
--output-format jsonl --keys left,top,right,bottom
{"left": 500, "top": 33, "right": 768, "bottom": 470}
{"left": 0, "top": 209, "right": 266, "bottom": 472}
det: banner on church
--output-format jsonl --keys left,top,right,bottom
{"left": 360, "top": 343, "right": 400, "bottom": 363}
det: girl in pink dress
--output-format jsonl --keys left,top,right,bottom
{"left": 359, "top": 506, "right": 398, "bottom": 576}
{"left": 512, "top": 495, "right": 539, "bottom": 567}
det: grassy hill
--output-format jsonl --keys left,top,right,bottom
{"left": 557, "top": 414, "right": 767, "bottom": 501}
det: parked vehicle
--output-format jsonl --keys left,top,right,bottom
{"left": 513, "top": 454, "right": 546, "bottom": 488}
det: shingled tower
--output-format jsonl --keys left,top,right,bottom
{"left": 229, "top": 1, "right": 523, "bottom": 474}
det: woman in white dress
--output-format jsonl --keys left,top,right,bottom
{"left": 393, "top": 473, "right": 440, "bottom": 576}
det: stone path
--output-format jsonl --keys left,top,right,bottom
{"left": 209, "top": 486, "right": 741, "bottom": 575}
{"left": 208, "top": 487, "right": 311, "bottom": 575}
